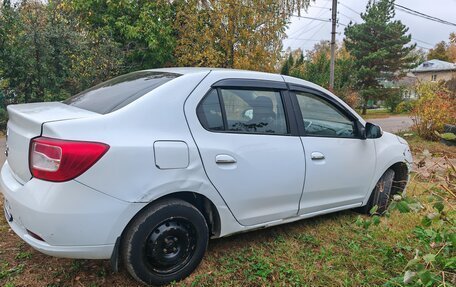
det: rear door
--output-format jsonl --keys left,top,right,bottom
{"left": 186, "top": 78, "right": 305, "bottom": 226}
{"left": 289, "top": 87, "right": 376, "bottom": 214}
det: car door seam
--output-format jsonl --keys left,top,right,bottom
{"left": 182, "top": 71, "right": 244, "bottom": 226}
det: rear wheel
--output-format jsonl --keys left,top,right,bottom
{"left": 359, "top": 169, "right": 395, "bottom": 214}
{"left": 121, "top": 198, "right": 208, "bottom": 286}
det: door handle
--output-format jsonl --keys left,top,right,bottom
{"left": 311, "top": 152, "right": 325, "bottom": 160}
{"left": 215, "top": 154, "right": 237, "bottom": 164}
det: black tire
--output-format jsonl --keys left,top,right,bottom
{"left": 121, "top": 198, "right": 208, "bottom": 286}
{"left": 358, "top": 169, "right": 395, "bottom": 215}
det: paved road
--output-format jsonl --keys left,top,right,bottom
{"left": 368, "top": 116, "right": 413, "bottom": 134}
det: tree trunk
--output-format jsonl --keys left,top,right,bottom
{"left": 362, "top": 95, "right": 369, "bottom": 115}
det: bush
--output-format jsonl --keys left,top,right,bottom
{"left": 384, "top": 88, "right": 403, "bottom": 113}
{"left": 337, "top": 89, "right": 360, "bottom": 109}
{"left": 0, "top": 108, "right": 7, "bottom": 132}
{"left": 411, "top": 82, "right": 456, "bottom": 140}
{"left": 395, "top": 100, "right": 416, "bottom": 113}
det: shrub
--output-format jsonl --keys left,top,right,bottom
{"left": 411, "top": 82, "right": 456, "bottom": 140}
{"left": 0, "top": 108, "right": 7, "bottom": 132}
{"left": 384, "top": 88, "right": 403, "bottom": 112}
{"left": 338, "top": 89, "right": 360, "bottom": 109}
{"left": 395, "top": 100, "right": 416, "bottom": 113}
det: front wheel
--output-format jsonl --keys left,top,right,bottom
{"left": 121, "top": 198, "right": 209, "bottom": 286}
{"left": 359, "top": 169, "right": 395, "bottom": 215}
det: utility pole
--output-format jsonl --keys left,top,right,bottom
{"left": 329, "top": 0, "right": 338, "bottom": 90}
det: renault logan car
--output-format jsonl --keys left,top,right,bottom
{"left": 1, "top": 68, "right": 412, "bottom": 285}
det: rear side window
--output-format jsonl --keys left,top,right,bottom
{"left": 197, "top": 89, "right": 224, "bottom": 131}
{"left": 197, "top": 88, "right": 288, "bottom": 135}
{"left": 64, "top": 71, "right": 181, "bottom": 114}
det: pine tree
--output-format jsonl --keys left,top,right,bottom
{"left": 344, "top": 0, "right": 416, "bottom": 114}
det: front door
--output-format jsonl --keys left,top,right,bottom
{"left": 187, "top": 84, "right": 305, "bottom": 226}
{"left": 291, "top": 90, "right": 376, "bottom": 214}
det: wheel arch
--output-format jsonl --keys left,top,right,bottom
{"left": 111, "top": 191, "right": 221, "bottom": 272}
{"left": 388, "top": 161, "right": 410, "bottom": 196}
{"left": 363, "top": 160, "right": 410, "bottom": 205}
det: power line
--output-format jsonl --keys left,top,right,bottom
{"left": 338, "top": 11, "right": 356, "bottom": 22}
{"left": 308, "top": 5, "right": 331, "bottom": 10}
{"left": 411, "top": 38, "right": 434, "bottom": 47}
{"left": 338, "top": 1, "right": 361, "bottom": 16}
{"left": 291, "top": 15, "right": 331, "bottom": 22}
{"left": 288, "top": 1, "right": 331, "bottom": 38}
{"left": 287, "top": 37, "right": 324, "bottom": 42}
{"left": 394, "top": 3, "right": 456, "bottom": 27}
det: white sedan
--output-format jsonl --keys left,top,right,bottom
{"left": 1, "top": 68, "right": 412, "bottom": 285}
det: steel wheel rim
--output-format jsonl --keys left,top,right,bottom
{"left": 144, "top": 218, "right": 197, "bottom": 274}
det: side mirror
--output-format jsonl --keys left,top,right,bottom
{"left": 365, "top": 122, "right": 383, "bottom": 139}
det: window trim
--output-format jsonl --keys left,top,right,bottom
{"left": 196, "top": 86, "right": 298, "bottom": 136}
{"left": 288, "top": 85, "right": 362, "bottom": 139}
{"left": 212, "top": 78, "right": 288, "bottom": 90}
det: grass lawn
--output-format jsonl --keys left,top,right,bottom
{"left": 0, "top": 139, "right": 454, "bottom": 287}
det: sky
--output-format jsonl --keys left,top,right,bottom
{"left": 283, "top": 0, "right": 456, "bottom": 54}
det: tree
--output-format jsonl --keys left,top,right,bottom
{"left": 281, "top": 41, "right": 358, "bottom": 108}
{"left": 66, "top": 0, "right": 176, "bottom": 72}
{"left": 427, "top": 41, "right": 450, "bottom": 61}
{"left": 280, "top": 53, "right": 295, "bottom": 75}
{"left": 446, "top": 32, "right": 456, "bottom": 62}
{"left": 0, "top": 0, "right": 121, "bottom": 106}
{"left": 409, "top": 47, "right": 427, "bottom": 66}
{"left": 344, "top": 0, "right": 416, "bottom": 114}
{"left": 174, "top": 0, "right": 311, "bottom": 72}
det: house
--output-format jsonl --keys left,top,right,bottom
{"left": 396, "top": 72, "right": 418, "bottom": 99}
{"left": 380, "top": 72, "right": 418, "bottom": 100}
{"left": 411, "top": 59, "right": 456, "bottom": 82}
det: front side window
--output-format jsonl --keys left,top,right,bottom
{"left": 296, "top": 92, "right": 356, "bottom": 138}
{"left": 197, "top": 88, "right": 288, "bottom": 135}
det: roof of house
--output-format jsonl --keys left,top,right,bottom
{"left": 411, "top": 59, "right": 456, "bottom": 73}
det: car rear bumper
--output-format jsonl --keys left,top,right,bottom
{"left": 0, "top": 161, "right": 146, "bottom": 259}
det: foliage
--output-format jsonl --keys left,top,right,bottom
{"left": 426, "top": 32, "right": 456, "bottom": 63}
{"left": 409, "top": 47, "right": 427, "bottom": 66}
{"left": 427, "top": 41, "right": 450, "bottom": 62}
{"left": 66, "top": 0, "right": 176, "bottom": 72}
{"left": 0, "top": 0, "right": 122, "bottom": 105}
{"left": 434, "top": 131, "right": 456, "bottom": 141}
{"left": 395, "top": 100, "right": 415, "bottom": 113}
{"left": 445, "top": 77, "right": 456, "bottom": 97}
{"left": 385, "top": 196, "right": 455, "bottom": 286}
{"left": 281, "top": 41, "right": 359, "bottom": 108}
{"left": 174, "top": 0, "right": 310, "bottom": 72}
{"left": 384, "top": 88, "right": 403, "bottom": 113}
{"left": 411, "top": 82, "right": 456, "bottom": 140}
{"left": 356, "top": 152, "right": 456, "bottom": 287}
{"left": 344, "top": 0, "right": 417, "bottom": 114}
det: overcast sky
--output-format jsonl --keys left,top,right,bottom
{"left": 283, "top": 0, "right": 456, "bottom": 54}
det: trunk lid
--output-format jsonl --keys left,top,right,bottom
{"left": 6, "top": 102, "right": 98, "bottom": 184}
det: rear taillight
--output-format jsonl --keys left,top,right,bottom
{"left": 29, "top": 137, "right": 109, "bottom": 182}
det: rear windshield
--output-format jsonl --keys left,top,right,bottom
{"left": 64, "top": 71, "right": 181, "bottom": 114}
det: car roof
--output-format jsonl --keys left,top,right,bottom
{"left": 148, "top": 67, "right": 282, "bottom": 80}
{"left": 149, "top": 67, "right": 326, "bottom": 89}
